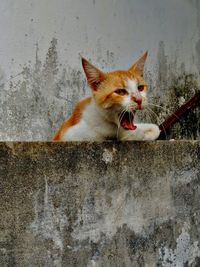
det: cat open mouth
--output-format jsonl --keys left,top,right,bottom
{"left": 120, "top": 111, "right": 137, "bottom": 131}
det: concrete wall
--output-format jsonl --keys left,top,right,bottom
{"left": 0, "top": 0, "right": 199, "bottom": 140}
{"left": 0, "top": 141, "right": 199, "bottom": 266}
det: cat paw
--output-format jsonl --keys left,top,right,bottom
{"left": 143, "top": 124, "right": 160, "bottom": 140}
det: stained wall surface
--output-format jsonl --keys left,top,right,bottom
{"left": 0, "top": 0, "right": 199, "bottom": 140}
{"left": 0, "top": 141, "right": 199, "bottom": 266}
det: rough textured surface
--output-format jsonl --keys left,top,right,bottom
{"left": 0, "top": 0, "right": 199, "bottom": 140}
{"left": 0, "top": 141, "right": 199, "bottom": 266}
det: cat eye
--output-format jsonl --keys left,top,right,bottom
{"left": 138, "top": 85, "right": 145, "bottom": 92}
{"left": 115, "top": 89, "right": 128, "bottom": 96}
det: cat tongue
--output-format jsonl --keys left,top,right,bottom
{"left": 120, "top": 112, "right": 137, "bottom": 131}
{"left": 121, "top": 120, "right": 137, "bottom": 130}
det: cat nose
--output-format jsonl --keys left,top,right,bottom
{"left": 131, "top": 96, "right": 142, "bottom": 105}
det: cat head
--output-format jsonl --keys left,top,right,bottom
{"left": 82, "top": 52, "right": 148, "bottom": 130}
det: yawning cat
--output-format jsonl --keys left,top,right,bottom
{"left": 53, "top": 52, "right": 160, "bottom": 141}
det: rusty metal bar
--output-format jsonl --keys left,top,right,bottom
{"left": 159, "top": 91, "right": 200, "bottom": 138}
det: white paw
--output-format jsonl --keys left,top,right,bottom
{"left": 119, "top": 127, "right": 145, "bottom": 141}
{"left": 143, "top": 124, "right": 160, "bottom": 140}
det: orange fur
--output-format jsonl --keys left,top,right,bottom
{"left": 53, "top": 97, "right": 92, "bottom": 141}
{"left": 95, "top": 70, "right": 147, "bottom": 108}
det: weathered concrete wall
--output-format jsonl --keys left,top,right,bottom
{"left": 0, "top": 0, "right": 199, "bottom": 140}
{"left": 0, "top": 141, "right": 199, "bottom": 266}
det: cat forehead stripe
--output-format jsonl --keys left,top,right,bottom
{"left": 127, "top": 79, "right": 138, "bottom": 93}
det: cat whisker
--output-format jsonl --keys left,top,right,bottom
{"left": 118, "top": 109, "right": 126, "bottom": 121}
{"left": 146, "top": 107, "right": 162, "bottom": 124}
{"left": 143, "top": 109, "right": 153, "bottom": 123}
{"left": 117, "top": 109, "right": 127, "bottom": 140}
{"left": 148, "top": 103, "right": 165, "bottom": 109}
{"left": 148, "top": 103, "right": 181, "bottom": 121}
{"left": 146, "top": 107, "right": 167, "bottom": 139}
{"left": 128, "top": 110, "right": 132, "bottom": 125}
{"left": 118, "top": 109, "right": 127, "bottom": 125}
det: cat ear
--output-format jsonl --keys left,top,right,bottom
{"left": 129, "top": 51, "right": 148, "bottom": 76}
{"left": 82, "top": 57, "right": 106, "bottom": 91}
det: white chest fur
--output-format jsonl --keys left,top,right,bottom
{"left": 62, "top": 100, "right": 116, "bottom": 141}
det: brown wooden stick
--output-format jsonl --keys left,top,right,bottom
{"left": 159, "top": 91, "right": 200, "bottom": 134}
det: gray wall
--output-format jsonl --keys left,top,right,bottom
{"left": 0, "top": 0, "right": 199, "bottom": 140}
{"left": 0, "top": 141, "right": 199, "bottom": 266}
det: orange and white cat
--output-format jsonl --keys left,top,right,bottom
{"left": 53, "top": 52, "right": 160, "bottom": 141}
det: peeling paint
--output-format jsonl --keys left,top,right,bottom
{"left": 72, "top": 180, "right": 174, "bottom": 243}
{"left": 0, "top": 38, "right": 87, "bottom": 141}
{"left": 102, "top": 148, "right": 114, "bottom": 164}
{"left": 159, "top": 224, "right": 200, "bottom": 267}
{"left": 30, "top": 176, "right": 68, "bottom": 266}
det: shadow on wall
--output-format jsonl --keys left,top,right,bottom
{"left": 0, "top": 38, "right": 199, "bottom": 141}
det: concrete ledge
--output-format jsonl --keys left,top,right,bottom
{"left": 0, "top": 141, "right": 199, "bottom": 266}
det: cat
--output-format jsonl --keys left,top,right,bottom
{"left": 53, "top": 51, "right": 160, "bottom": 141}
